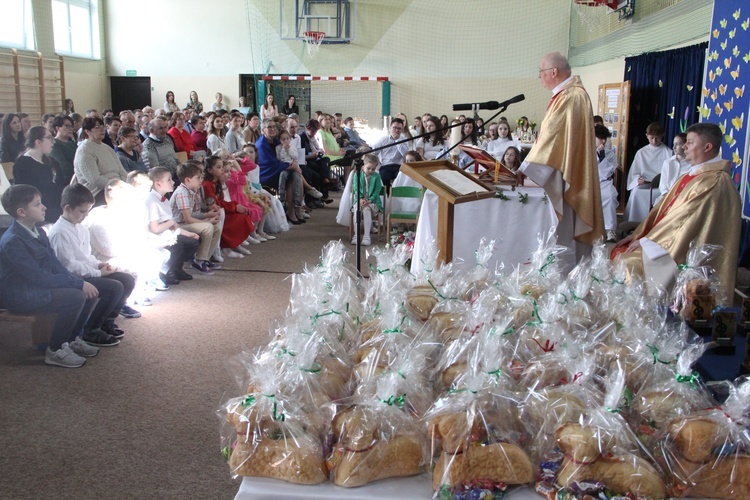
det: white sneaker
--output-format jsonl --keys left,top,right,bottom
{"left": 223, "top": 248, "right": 244, "bottom": 259}
{"left": 606, "top": 230, "right": 617, "bottom": 242}
{"left": 70, "top": 336, "right": 100, "bottom": 357}
{"left": 305, "top": 188, "right": 323, "bottom": 199}
{"left": 258, "top": 232, "right": 276, "bottom": 240}
{"left": 362, "top": 236, "right": 371, "bottom": 246}
{"left": 212, "top": 248, "right": 224, "bottom": 263}
{"left": 351, "top": 236, "right": 358, "bottom": 245}
{"left": 245, "top": 235, "right": 262, "bottom": 245}
{"left": 234, "top": 245, "right": 252, "bottom": 255}
{"left": 45, "top": 343, "right": 86, "bottom": 368}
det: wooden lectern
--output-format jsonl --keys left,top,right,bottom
{"left": 400, "top": 160, "right": 496, "bottom": 264}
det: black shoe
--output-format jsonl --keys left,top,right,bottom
{"left": 82, "top": 329, "right": 120, "bottom": 347}
{"left": 322, "top": 198, "right": 334, "bottom": 204}
{"left": 287, "top": 217, "right": 304, "bottom": 225}
{"left": 160, "top": 272, "right": 180, "bottom": 285}
{"left": 103, "top": 321, "right": 125, "bottom": 339}
{"left": 119, "top": 305, "right": 141, "bottom": 319}
{"left": 173, "top": 269, "right": 193, "bottom": 281}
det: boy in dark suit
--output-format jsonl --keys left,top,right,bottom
{"left": 0, "top": 184, "right": 100, "bottom": 367}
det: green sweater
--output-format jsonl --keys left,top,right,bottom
{"left": 352, "top": 171, "right": 383, "bottom": 212}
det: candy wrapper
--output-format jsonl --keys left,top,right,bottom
{"left": 671, "top": 243, "right": 727, "bottom": 320}
{"left": 538, "top": 364, "right": 668, "bottom": 499}
{"left": 631, "top": 328, "right": 713, "bottom": 448}
{"left": 426, "top": 354, "right": 534, "bottom": 499}
{"left": 325, "top": 374, "right": 429, "bottom": 487}
{"left": 657, "top": 376, "right": 750, "bottom": 499}
{"left": 220, "top": 361, "right": 328, "bottom": 484}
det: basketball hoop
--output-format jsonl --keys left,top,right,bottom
{"left": 303, "top": 31, "right": 325, "bottom": 57}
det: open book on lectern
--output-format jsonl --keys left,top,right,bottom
{"left": 458, "top": 145, "right": 517, "bottom": 183}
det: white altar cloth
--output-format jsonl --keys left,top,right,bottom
{"left": 410, "top": 186, "right": 558, "bottom": 275}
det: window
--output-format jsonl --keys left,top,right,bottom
{"left": 52, "top": 0, "right": 101, "bottom": 59}
{"left": 0, "top": 0, "right": 35, "bottom": 50}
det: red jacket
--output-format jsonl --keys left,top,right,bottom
{"left": 168, "top": 127, "right": 196, "bottom": 154}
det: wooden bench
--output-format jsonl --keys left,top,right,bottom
{"left": 0, "top": 310, "right": 55, "bottom": 346}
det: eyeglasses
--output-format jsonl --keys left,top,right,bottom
{"left": 538, "top": 68, "right": 554, "bottom": 75}
{"left": 43, "top": 135, "right": 54, "bottom": 141}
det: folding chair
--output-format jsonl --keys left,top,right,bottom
{"left": 386, "top": 186, "right": 424, "bottom": 237}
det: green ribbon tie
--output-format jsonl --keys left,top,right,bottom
{"left": 538, "top": 253, "right": 556, "bottom": 277}
{"left": 676, "top": 371, "right": 701, "bottom": 389}
{"left": 241, "top": 395, "right": 256, "bottom": 407}
{"left": 380, "top": 394, "right": 406, "bottom": 408}
{"left": 646, "top": 344, "right": 671, "bottom": 365}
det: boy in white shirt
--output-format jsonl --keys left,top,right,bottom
{"left": 145, "top": 167, "right": 200, "bottom": 284}
{"left": 48, "top": 183, "right": 132, "bottom": 346}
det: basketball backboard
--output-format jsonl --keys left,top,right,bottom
{"left": 279, "top": 0, "right": 356, "bottom": 44}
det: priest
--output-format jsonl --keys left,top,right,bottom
{"left": 612, "top": 122, "right": 740, "bottom": 293}
{"left": 519, "top": 52, "right": 605, "bottom": 271}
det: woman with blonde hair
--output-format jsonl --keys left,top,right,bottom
{"left": 211, "top": 92, "right": 228, "bottom": 112}
{"left": 315, "top": 113, "right": 345, "bottom": 163}
{"left": 186, "top": 90, "right": 203, "bottom": 114}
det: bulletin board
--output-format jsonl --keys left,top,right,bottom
{"left": 598, "top": 81, "right": 630, "bottom": 209}
{"left": 701, "top": 1, "right": 750, "bottom": 219}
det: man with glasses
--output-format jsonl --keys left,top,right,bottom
{"left": 371, "top": 117, "right": 408, "bottom": 189}
{"left": 49, "top": 114, "right": 78, "bottom": 185}
{"left": 142, "top": 117, "right": 179, "bottom": 174}
{"left": 519, "top": 51, "right": 604, "bottom": 271}
{"left": 256, "top": 118, "right": 305, "bottom": 223}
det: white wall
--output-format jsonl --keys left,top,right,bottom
{"left": 104, "top": 0, "right": 572, "bottom": 128}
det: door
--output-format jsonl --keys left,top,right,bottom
{"left": 110, "top": 76, "right": 152, "bottom": 114}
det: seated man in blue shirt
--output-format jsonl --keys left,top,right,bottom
{"left": 256, "top": 118, "right": 305, "bottom": 224}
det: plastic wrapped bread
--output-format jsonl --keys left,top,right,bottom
{"left": 671, "top": 243, "right": 727, "bottom": 320}
{"left": 657, "top": 376, "right": 750, "bottom": 499}
{"left": 325, "top": 374, "right": 428, "bottom": 487}
{"left": 543, "top": 364, "right": 667, "bottom": 499}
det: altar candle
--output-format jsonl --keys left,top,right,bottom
{"left": 449, "top": 121, "right": 462, "bottom": 151}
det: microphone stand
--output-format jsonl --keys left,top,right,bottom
{"left": 339, "top": 99, "right": 521, "bottom": 274}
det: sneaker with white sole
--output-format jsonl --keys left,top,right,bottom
{"left": 45, "top": 343, "right": 86, "bottom": 368}
{"left": 191, "top": 259, "right": 215, "bottom": 275}
{"left": 70, "top": 337, "right": 99, "bottom": 357}
{"left": 606, "top": 230, "right": 617, "bottom": 242}
{"left": 119, "top": 304, "right": 141, "bottom": 318}
{"left": 351, "top": 236, "right": 358, "bottom": 245}
{"left": 223, "top": 248, "right": 244, "bottom": 259}
{"left": 82, "top": 329, "right": 120, "bottom": 347}
{"left": 211, "top": 248, "right": 225, "bottom": 263}
{"left": 234, "top": 245, "right": 252, "bottom": 255}
{"left": 362, "top": 236, "right": 371, "bottom": 246}
{"left": 305, "top": 188, "right": 323, "bottom": 199}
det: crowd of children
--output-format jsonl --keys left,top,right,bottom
{"left": 0, "top": 147, "right": 289, "bottom": 368}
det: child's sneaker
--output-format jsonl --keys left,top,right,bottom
{"left": 102, "top": 321, "right": 125, "bottom": 339}
{"left": 223, "top": 248, "right": 244, "bottom": 259}
{"left": 206, "top": 260, "right": 221, "bottom": 270}
{"left": 362, "top": 236, "right": 371, "bottom": 246}
{"left": 234, "top": 245, "right": 252, "bottom": 255}
{"left": 82, "top": 329, "right": 120, "bottom": 347}
{"left": 45, "top": 343, "right": 86, "bottom": 368}
{"left": 70, "top": 337, "right": 99, "bottom": 357}
{"left": 351, "top": 236, "right": 358, "bottom": 245}
{"left": 119, "top": 304, "right": 141, "bottom": 318}
{"left": 191, "top": 259, "right": 215, "bottom": 275}
{"left": 211, "top": 248, "right": 225, "bottom": 263}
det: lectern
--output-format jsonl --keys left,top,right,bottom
{"left": 399, "top": 160, "right": 496, "bottom": 264}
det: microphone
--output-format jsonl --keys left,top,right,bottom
{"left": 452, "top": 94, "right": 525, "bottom": 111}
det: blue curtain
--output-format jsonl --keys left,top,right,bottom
{"left": 623, "top": 42, "right": 707, "bottom": 169}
